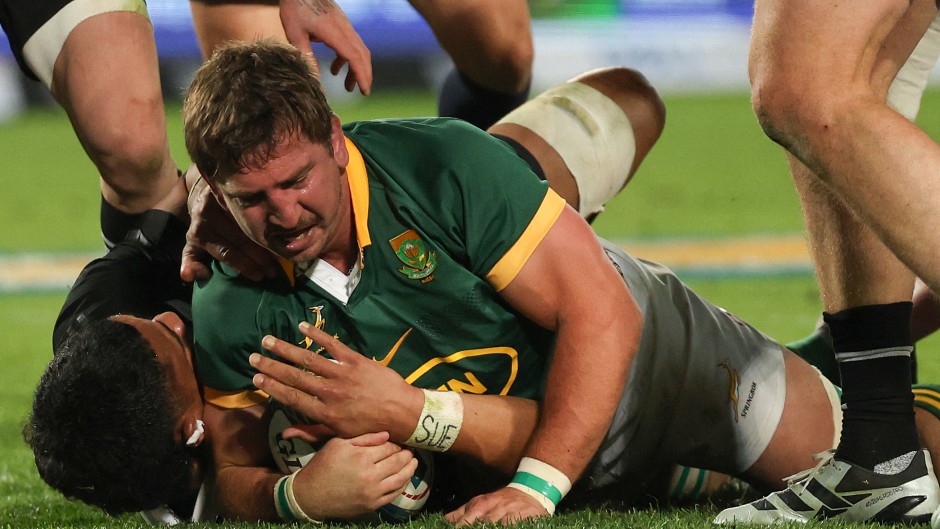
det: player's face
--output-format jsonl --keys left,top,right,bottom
{"left": 110, "top": 312, "right": 206, "bottom": 490}
{"left": 213, "top": 117, "right": 353, "bottom": 264}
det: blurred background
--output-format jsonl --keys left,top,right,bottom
{"left": 5, "top": 0, "right": 940, "bottom": 346}
{"left": 1, "top": 0, "right": 763, "bottom": 119}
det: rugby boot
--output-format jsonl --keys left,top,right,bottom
{"left": 713, "top": 449, "right": 939, "bottom": 525}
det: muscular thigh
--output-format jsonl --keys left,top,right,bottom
{"left": 873, "top": 0, "right": 938, "bottom": 96}
{"left": 0, "top": 0, "right": 147, "bottom": 87}
{"left": 585, "top": 245, "right": 789, "bottom": 487}
{"left": 407, "top": 0, "right": 529, "bottom": 70}
{"left": 751, "top": 0, "right": 912, "bottom": 88}
{"left": 189, "top": 0, "right": 285, "bottom": 59}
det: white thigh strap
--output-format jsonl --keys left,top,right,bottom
{"left": 816, "top": 366, "right": 843, "bottom": 450}
{"left": 23, "top": 0, "right": 149, "bottom": 88}
{"left": 497, "top": 81, "right": 636, "bottom": 217}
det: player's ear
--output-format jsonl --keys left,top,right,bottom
{"left": 330, "top": 114, "right": 349, "bottom": 169}
{"left": 184, "top": 418, "right": 206, "bottom": 448}
{"left": 154, "top": 311, "right": 186, "bottom": 338}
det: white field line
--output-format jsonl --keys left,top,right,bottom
{"left": 0, "top": 234, "right": 813, "bottom": 293}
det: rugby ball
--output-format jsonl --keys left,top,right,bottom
{"left": 265, "top": 400, "right": 434, "bottom": 523}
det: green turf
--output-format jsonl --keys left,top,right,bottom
{"left": 4, "top": 87, "right": 940, "bottom": 527}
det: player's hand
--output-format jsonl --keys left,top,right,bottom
{"left": 445, "top": 486, "right": 548, "bottom": 526}
{"left": 250, "top": 322, "right": 424, "bottom": 442}
{"left": 293, "top": 432, "right": 418, "bottom": 520}
{"left": 279, "top": 0, "right": 373, "bottom": 95}
{"left": 180, "top": 180, "right": 278, "bottom": 283}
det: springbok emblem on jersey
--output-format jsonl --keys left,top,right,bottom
{"left": 390, "top": 229, "right": 437, "bottom": 281}
{"left": 299, "top": 305, "right": 327, "bottom": 350}
{"left": 718, "top": 360, "right": 742, "bottom": 423}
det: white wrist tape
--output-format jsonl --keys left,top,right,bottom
{"left": 274, "top": 471, "right": 322, "bottom": 524}
{"left": 507, "top": 457, "right": 572, "bottom": 516}
{"left": 405, "top": 389, "right": 464, "bottom": 452}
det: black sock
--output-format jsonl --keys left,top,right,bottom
{"left": 438, "top": 68, "right": 530, "bottom": 129}
{"left": 100, "top": 196, "right": 144, "bottom": 249}
{"left": 825, "top": 302, "right": 919, "bottom": 470}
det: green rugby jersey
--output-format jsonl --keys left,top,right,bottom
{"left": 193, "top": 118, "right": 567, "bottom": 408}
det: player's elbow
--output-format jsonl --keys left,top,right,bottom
{"left": 470, "top": 27, "right": 533, "bottom": 94}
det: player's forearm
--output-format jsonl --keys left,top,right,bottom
{"left": 205, "top": 403, "right": 285, "bottom": 522}
{"left": 524, "top": 292, "right": 642, "bottom": 481}
{"left": 216, "top": 465, "right": 282, "bottom": 521}
{"left": 449, "top": 394, "right": 539, "bottom": 474}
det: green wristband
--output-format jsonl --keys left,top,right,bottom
{"left": 511, "top": 471, "right": 563, "bottom": 506}
{"left": 274, "top": 475, "right": 300, "bottom": 523}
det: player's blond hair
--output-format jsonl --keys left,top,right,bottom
{"left": 183, "top": 40, "right": 335, "bottom": 183}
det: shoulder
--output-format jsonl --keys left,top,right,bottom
{"left": 345, "top": 118, "right": 497, "bottom": 153}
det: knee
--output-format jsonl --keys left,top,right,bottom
{"left": 574, "top": 67, "right": 666, "bottom": 151}
{"left": 750, "top": 67, "right": 842, "bottom": 154}
{"left": 492, "top": 37, "right": 534, "bottom": 91}
{"left": 81, "top": 98, "right": 171, "bottom": 199}
{"left": 469, "top": 26, "right": 534, "bottom": 93}
{"left": 90, "top": 126, "right": 170, "bottom": 198}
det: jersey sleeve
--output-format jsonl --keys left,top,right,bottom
{"left": 53, "top": 210, "right": 191, "bottom": 350}
{"left": 192, "top": 263, "right": 296, "bottom": 405}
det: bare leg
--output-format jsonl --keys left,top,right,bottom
{"left": 410, "top": 0, "right": 532, "bottom": 94}
{"left": 751, "top": 0, "right": 940, "bottom": 294}
{"left": 750, "top": 0, "right": 940, "bottom": 473}
{"left": 189, "top": 1, "right": 287, "bottom": 60}
{"left": 487, "top": 67, "right": 665, "bottom": 215}
{"left": 51, "top": 11, "right": 178, "bottom": 217}
{"left": 742, "top": 350, "right": 837, "bottom": 489}
{"left": 411, "top": 0, "right": 533, "bottom": 128}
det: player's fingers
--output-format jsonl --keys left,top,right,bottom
{"left": 250, "top": 352, "right": 328, "bottom": 396}
{"left": 498, "top": 511, "right": 535, "bottom": 525}
{"left": 445, "top": 498, "right": 484, "bottom": 525}
{"left": 378, "top": 451, "right": 419, "bottom": 491}
{"left": 260, "top": 334, "right": 345, "bottom": 376}
{"left": 346, "top": 431, "right": 391, "bottom": 447}
{"left": 301, "top": 48, "right": 322, "bottom": 75}
{"left": 284, "top": 25, "right": 312, "bottom": 55}
{"left": 281, "top": 424, "right": 334, "bottom": 444}
{"left": 446, "top": 494, "right": 503, "bottom": 526}
{"left": 252, "top": 370, "right": 326, "bottom": 418}
{"left": 180, "top": 247, "right": 212, "bottom": 282}
{"left": 297, "top": 323, "right": 361, "bottom": 364}
{"left": 330, "top": 55, "right": 347, "bottom": 77}
{"left": 212, "top": 243, "right": 266, "bottom": 282}
{"left": 444, "top": 504, "right": 467, "bottom": 524}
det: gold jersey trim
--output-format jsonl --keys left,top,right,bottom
{"left": 485, "top": 190, "right": 566, "bottom": 291}
{"left": 345, "top": 137, "right": 372, "bottom": 249}
{"left": 204, "top": 387, "right": 270, "bottom": 409}
{"left": 275, "top": 136, "right": 370, "bottom": 286}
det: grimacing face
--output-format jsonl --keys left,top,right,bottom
{"left": 211, "top": 116, "right": 354, "bottom": 266}
{"left": 109, "top": 312, "right": 206, "bottom": 493}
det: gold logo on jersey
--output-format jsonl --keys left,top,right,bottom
{"left": 389, "top": 229, "right": 437, "bottom": 281}
{"left": 300, "top": 306, "right": 328, "bottom": 351}
{"left": 718, "top": 360, "right": 741, "bottom": 423}
{"left": 375, "top": 328, "right": 519, "bottom": 394}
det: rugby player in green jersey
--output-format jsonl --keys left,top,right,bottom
{"left": 178, "top": 40, "right": 877, "bottom": 525}
{"left": 181, "top": 39, "right": 668, "bottom": 523}
{"left": 27, "top": 39, "right": 940, "bottom": 525}
{"left": 25, "top": 46, "right": 666, "bottom": 522}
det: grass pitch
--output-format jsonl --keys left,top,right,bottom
{"left": 3, "top": 87, "right": 940, "bottom": 527}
